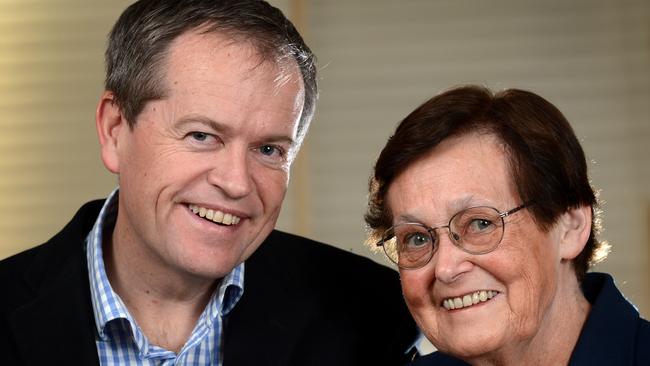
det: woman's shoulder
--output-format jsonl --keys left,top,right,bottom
{"left": 572, "top": 272, "right": 650, "bottom": 364}
{"left": 408, "top": 352, "right": 470, "bottom": 366}
{"left": 636, "top": 318, "right": 650, "bottom": 364}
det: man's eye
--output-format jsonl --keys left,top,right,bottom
{"left": 259, "top": 145, "right": 282, "bottom": 157}
{"left": 190, "top": 132, "right": 209, "bottom": 141}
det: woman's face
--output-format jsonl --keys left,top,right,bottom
{"left": 387, "top": 133, "right": 565, "bottom": 359}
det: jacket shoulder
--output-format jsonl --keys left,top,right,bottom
{"left": 0, "top": 200, "right": 104, "bottom": 365}
{"left": 238, "top": 230, "right": 419, "bottom": 365}
{"left": 0, "top": 200, "right": 104, "bottom": 295}
{"left": 259, "top": 230, "right": 404, "bottom": 300}
{"left": 262, "top": 229, "right": 396, "bottom": 278}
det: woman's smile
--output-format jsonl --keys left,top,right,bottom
{"left": 441, "top": 290, "right": 499, "bottom": 311}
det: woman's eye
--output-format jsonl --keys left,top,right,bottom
{"left": 404, "top": 232, "right": 431, "bottom": 248}
{"left": 468, "top": 219, "right": 494, "bottom": 232}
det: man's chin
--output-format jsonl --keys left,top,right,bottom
{"left": 175, "top": 250, "right": 246, "bottom": 280}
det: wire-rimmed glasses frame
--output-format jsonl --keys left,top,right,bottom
{"left": 376, "top": 202, "right": 532, "bottom": 270}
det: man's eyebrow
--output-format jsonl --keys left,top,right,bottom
{"left": 262, "top": 134, "right": 296, "bottom": 147}
{"left": 176, "top": 115, "right": 233, "bottom": 134}
{"left": 176, "top": 114, "right": 296, "bottom": 147}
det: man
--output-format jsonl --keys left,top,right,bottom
{"left": 0, "top": 1, "right": 417, "bottom": 365}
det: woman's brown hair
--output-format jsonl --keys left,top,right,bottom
{"left": 366, "top": 85, "right": 609, "bottom": 280}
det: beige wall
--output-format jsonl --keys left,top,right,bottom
{"left": 293, "top": 0, "right": 650, "bottom": 316}
{"left": 0, "top": 1, "right": 132, "bottom": 256}
{"left": 1, "top": 0, "right": 648, "bottom": 316}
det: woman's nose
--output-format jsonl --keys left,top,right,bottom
{"left": 432, "top": 231, "right": 473, "bottom": 284}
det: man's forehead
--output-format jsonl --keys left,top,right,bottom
{"left": 164, "top": 28, "right": 302, "bottom": 91}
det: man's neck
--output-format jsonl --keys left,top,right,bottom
{"left": 104, "top": 224, "right": 219, "bottom": 353}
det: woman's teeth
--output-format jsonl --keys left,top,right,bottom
{"left": 189, "top": 204, "right": 241, "bottom": 225}
{"left": 442, "top": 290, "right": 498, "bottom": 310}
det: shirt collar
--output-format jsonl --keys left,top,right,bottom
{"left": 86, "top": 188, "right": 245, "bottom": 350}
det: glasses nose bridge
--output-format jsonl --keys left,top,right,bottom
{"left": 428, "top": 224, "right": 449, "bottom": 234}
{"left": 427, "top": 224, "right": 459, "bottom": 244}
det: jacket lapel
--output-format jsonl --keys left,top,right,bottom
{"left": 223, "top": 231, "right": 315, "bottom": 366}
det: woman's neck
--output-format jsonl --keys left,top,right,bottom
{"left": 469, "top": 269, "right": 591, "bottom": 366}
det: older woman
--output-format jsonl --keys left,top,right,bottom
{"left": 365, "top": 85, "right": 650, "bottom": 365}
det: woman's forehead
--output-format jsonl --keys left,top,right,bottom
{"left": 385, "top": 133, "right": 518, "bottom": 217}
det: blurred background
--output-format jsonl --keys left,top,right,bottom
{"left": 0, "top": 0, "right": 648, "bottom": 316}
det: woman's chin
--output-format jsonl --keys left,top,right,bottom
{"left": 430, "top": 332, "right": 504, "bottom": 361}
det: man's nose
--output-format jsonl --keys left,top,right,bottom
{"left": 207, "top": 147, "right": 253, "bottom": 199}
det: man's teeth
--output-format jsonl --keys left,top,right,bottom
{"left": 442, "top": 290, "right": 497, "bottom": 310}
{"left": 188, "top": 204, "right": 241, "bottom": 225}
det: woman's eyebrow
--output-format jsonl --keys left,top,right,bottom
{"left": 394, "top": 213, "right": 425, "bottom": 225}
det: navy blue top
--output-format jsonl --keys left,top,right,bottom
{"left": 409, "top": 272, "right": 650, "bottom": 365}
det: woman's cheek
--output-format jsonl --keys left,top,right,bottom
{"left": 400, "top": 270, "right": 435, "bottom": 309}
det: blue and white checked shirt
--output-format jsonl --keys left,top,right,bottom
{"left": 86, "top": 189, "right": 245, "bottom": 366}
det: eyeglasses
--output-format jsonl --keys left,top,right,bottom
{"left": 376, "top": 202, "right": 532, "bottom": 270}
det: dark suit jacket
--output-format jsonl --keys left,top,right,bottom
{"left": 409, "top": 272, "right": 650, "bottom": 366}
{"left": 0, "top": 200, "right": 418, "bottom": 365}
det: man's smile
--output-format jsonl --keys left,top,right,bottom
{"left": 188, "top": 204, "right": 242, "bottom": 225}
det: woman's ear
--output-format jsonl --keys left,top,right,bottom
{"left": 96, "top": 91, "right": 126, "bottom": 174}
{"left": 558, "top": 205, "right": 592, "bottom": 260}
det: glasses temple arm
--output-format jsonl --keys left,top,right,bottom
{"left": 501, "top": 200, "right": 534, "bottom": 217}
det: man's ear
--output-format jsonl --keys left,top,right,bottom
{"left": 558, "top": 205, "right": 592, "bottom": 260}
{"left": 96, "top": 91, "right": 127, "bottom": 174}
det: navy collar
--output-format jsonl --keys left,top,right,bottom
{"left": 569, "top": 272, "right": 644, "bottom": 364}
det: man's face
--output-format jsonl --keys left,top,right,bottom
{"left": 104, "top": 30, "right": 304, "bottom": 280}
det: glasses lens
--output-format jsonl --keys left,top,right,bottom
{"left": 450, "top": 207, "right": 504, "bottom": 254}
{"left": 383, "top": 223, "right": 434, "bottom": 268}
